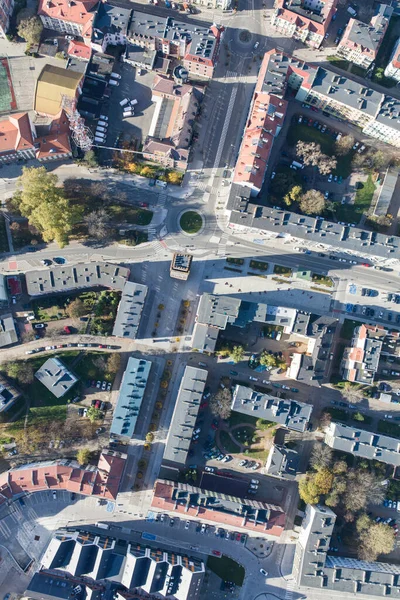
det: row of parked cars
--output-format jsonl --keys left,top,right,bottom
{"left": 26, "top": 343, "right": 120, "bottom": 355}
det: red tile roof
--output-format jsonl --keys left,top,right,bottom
{"left": 35, "top": 110, "right": 71, "bottom": 160}
{"left": 0, "top": 450, "right": 126, "bottom": 504}
{"left": 0, "top": 113, "right": 34, "bottom": 155}
{"left": 38, "top": 0, "right": 98, "bottom": 39}
{"left": 67, "top": 39, "right": 92, "bottom": 60}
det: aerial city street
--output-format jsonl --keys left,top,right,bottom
{"left": 2, "top": 0, "right": 400, "bottom": 598}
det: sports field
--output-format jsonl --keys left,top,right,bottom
{"left": 0, "top": 58, "right": 17, "bottom": 113}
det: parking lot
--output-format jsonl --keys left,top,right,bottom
{"left": 98, "top": 62, "right": 156, "bottom": 149}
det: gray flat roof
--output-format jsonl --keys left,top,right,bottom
{"left": 325, "top": 421, "right": 400, "bottom": 466}
{"left": 128, "top": 10, "right": 168, "bottom": 40}
{"left": 192, "top": 323, "right": 218, "bottom": 353}
{"left": 26, "top": 572, "right": 90, "bottom": 600}
{"left": 124, "top": 43, "right": 157, "bottom": 68}
{"left": 196, "top": 294, "right": 241, "bottom": 330}
{"left": 110, "top": 357, "right": 152, "bottom": 439}
{"left": 163, "top": 366, "right": 208, "bottom": 468}
{"left": 26, "top": 262, "right": 129, "bottom": 296}
{"left": 229, "top": 204, "right": 400, "bottom": 260}
{"left": 92, "top": 1, "right": 131, "bottom": 43}
{"left": 112, "top": 281, "right": 147, "bottom": 340}
{"left": 232, "top": 385, "right": 312, "bottom": 432}
{"left": 35, "top": 357, "right": 78, "bottom": 399}
{"left": 0, "top": 374, "right": 20, "bottom": 413}
{"left": 0, "top": 313, "right": 17, "bottom": 348}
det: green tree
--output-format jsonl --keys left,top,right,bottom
{"left": 335, "top": 134, "right": 354, "bottom": 156}
{"left": 356, "top": 513, "right": 372, "bottom": 533}
{"left": 66, "top": 298, "right": 87, "bottom": 318}
{"left": 87, "top": 407, "right": 103, "bottom": 422}
{"left": 76, "top": 448, "right": 91, "bottom": 465}
{"left": 259, "top": 351, "right": 277, "bottom": 368}
{"left": 210, "top": 387, "right": 232, "bottom": 420}
{"left": 82, "top": 150, "right": 98, "bottom": 168}
{"left": 230, "top": 345, "right": 244, "bottom": 363}
{"left": 300, "top": 189, "right": 326, "bottom": 215}
{"left": 18, "top": 16, "right": 43, "bottom": 44}
{"left": 359, "top": 522, "right": 395, "bottom": 561}
{"left": 107, "top": 353, "right": 121, "bottom": 375}
{"left": 299, "top": 475, "right": 321, "bottom": 505}
{"left": 15, "top": 167, "right": 81, "bottom": 247}
{"left": 284, "top": 184, "right": 303, "bottom": 206}
{"left": 4, "top": 361, "right": 34, "bottom": 385}
{"left": 146, "top": 432, "right": 154, "bottom": 442}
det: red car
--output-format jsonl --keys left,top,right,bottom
{"left": 95, "top": 400, "right": 101, "bottom": 409}
{"left": 236, "top": 533, "right": 241, "bottom": 541}
{"left": 212, "top": 550, "right": 221, "bottom": 557}
{"left": 362, "top": 263, "right": 372, "bottom": 267}
{"left": 200, "top": 401, "right": 208, "bottom": 409}
{"left": 63, "top": 326, "right": 71, "bottom": 334}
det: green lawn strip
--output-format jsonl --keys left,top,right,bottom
{"left": 324, "top": 407, "right": 349, "bottom": 422}
{"left": 227, "top": 257, "right": 244, "bottom": 266}
{"left": 311, "top": 274, "right": 333, "bottom": 287}
{"left": 180, "top": 211, "right": 202, "bottom": 234}
{"left": 352, "top": 412, "right": 372, "bottom": 425}
{"left": 326, "top": 56, "right": 350, "bottom": 71}
{"left": 219, "top": 430, "right": 241, "bottom": 454}
{"left": 228, "top": 411, "right": 257, "bottom": 427}
{"left": 273, "top": 264, "right": 292, "bottom": 277}
{"left": 286, "top": 124, "right": 354, "bottom": 178}
{"left": 107, "top": 205, "right": 153, "bottom": 226}
{"left": 245, "top": 447, "right": 270, "bottom": 461}
{"left": 378, "top": 420, "right": 400, "bottom": 439}
{"left": 249, "top": 259, "right": 269, "bottom": 271}
{"left": 0, "top": 214, "right": 9, "bottom": 253}
{"left": 207, "top": 556, "right": 245, "bottom": 586}
{"left": 334, "top": 174, "right": 375, "bottom": 223}
{"left": 256, "top": 418, "right": 276, "bottom": 431}
{"left": 71, "top": 351, "right": 114, "bottom": 383}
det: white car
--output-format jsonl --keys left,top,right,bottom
{"left": 249, "top": 376, "right": 258, "bottom": 381}
{"left": 260, "top": 569, "right": 268, "bottom": 576}
{"left": 328, "top": 174, "right": 332, "bottom": 182}
{"left": 109, "top": 79, "right": 119, "bottom": 87}
{"left": 254, "top": 41, "right": 259, "bottom": 49}
{"left": 205, "top": 466, "right": 215, "bottom": 473}
{"left": 99, "top": 115, "right": 108, "bottom": 121}
{"left": 271, "top": 171, "right": 276, "bottom": 179}
{"left": 111, "top": 72, "right": 122, "bottom": 79}
{"left": 201, "top": 524, "right": 206, "bottom": 534}
{"left": 185, "top": 520, "right": 190, "bottom": 530}
{"left": 52, "top": 490, "right": 57, "bottom": 499}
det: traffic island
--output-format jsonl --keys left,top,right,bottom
{"left": 179, "top": 210, "right": 204, "bottom": 235}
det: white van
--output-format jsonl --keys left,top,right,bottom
{"left": 123, "top": 110, "right": 133, "bottom": 118}
{"left": 96, "top": 126, "right": 107, "bottom": 134}
{"left": 98, "top": 120, "right": 108, "bottom": 127}
{"left": 110, "top": 72, "right": 121, "bottom": 80}
{"left": 347, "top": 6, "right": 357, "bottom": 16}
{"left": 109, "top": 79, "right": 119, "bottom": 87}
{"left": 94, "top": 136, "right": 105, "bottom": 143}
{"left": 130, "top": 99, "right": 138, "bottom": 106}
{"left": 120, "top": 98, "right": 129, "bottom": 107}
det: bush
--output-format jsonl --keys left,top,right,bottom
{"left": 145, "top": 432, "right": 154, "bottom": 442}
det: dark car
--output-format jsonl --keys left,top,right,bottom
{"left": 339, "top": 402, "right": 347, "bottom": 407}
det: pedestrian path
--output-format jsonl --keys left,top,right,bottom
{"left": 284, "top": 580, "right": 297, "bottom": 600}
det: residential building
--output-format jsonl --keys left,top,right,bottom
{"left": 25, "top": 571, "right": 103, "bottom": 600}
{"left": 112, "top": 281, "right": 147, "bottom": 339}
{"left": 67, "top": 40, "right": 92, "bottom": 61}
{"left": 294, "top": 503, "right": 400, "bottom": 596}
{"left": 0, "top": 112, "right": 71, "bottom": 164}
{"left": 162, "top": 366, "right": 207, "bottom": 470}
{"left": 271, "top": 0, "right": 338, "bottom": 49}
{"left": 192, "top": 292, "right": 298, "bottom": 352}
{"left": 38, "top": 0, "right": 98, "bottom": 41}
{"left": 35, "top": 357, "right": 78, "bottom": 399}
{"left": 374, "top": 168, "right": 398, "bottom": 216}
{"left": 227, "top": 199, "right": 400, "bottom": 262}
{"left": 341, "top": 323, "right": 386, "bottom": 385}
{"left": 231, "top": 385, "right": 313, "bottom": 432}
{"left": 124, "top": 43, "right": 157, "bottom": 70}
{"left": 0, "top": 0, "right": 14, "bottom": 37}
{"left": 0, "top": 374, "right": 20, "bottom": 413}
{"left": 25, "top": 262, "right": 129, "bottom": 296}
{"left": 192, "top": 0, "right": 230, "bottom": 10}
{"left": 337, "top": 3, "right": 392, "bottom": 69}
{"left": 35, "top": 527, "right": 205, "bottom": 600}
{"left": 143, "top": 75, "right": 203, "bottom": 170}
{"left": 110, "top": 357, "right": 152, "bottom": 440}
{"left": 127, "top": 12, "right": 222, "bottom": 79}
{"left": 265, "top": 444, "right": 299, "bottom": 478}
{"left": 325, "top": 421, "right": 400, "bottom": 467}
{"left": 0, "top": 313, "right": 17, "bottom": 347}
{"left": 151, "top": 479, "right": 285, "bottom": 537}
{"left": 91, "top": 2, "right": 131, "bottom": 52}
{"left": 0, "top": 450, "right": 127, "bottom": 504}
{"left": 35, "top": 64, "right": 84, "bottom": 116}
{"left": 170, "top": 253, "right": 192, "bottom": 280}
{"left": 385, "top": 37, "right": 400, "bottom": 82}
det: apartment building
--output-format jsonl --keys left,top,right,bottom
{"left": 192, "top": 0, "right": 231, "bottom": 10}
{"left": 91, "top": 1, "right": 131, "bottom": 52}
{"left": 127, "top": 12, "right": 222, "bottom": 79}
{"left": 38, "top": 0, "right": 98, "bottom": 41}
{"left": 271, "top": 0, "right": 337, "bottom": 49}
{"left": 337, "top": 3, "right": 392, "bottom": 69}
{"left": 325, "top": 421, "right": 400, "bottom": 467}
{"left": 0, "top": 0, "right": 14, "bottom": 37}
{"left": 341, "top": 323, "right": 386, "bottom": 386}
{"left": 385, "top": 37, "right": 400, "bottom": 82}
{"left": 143, "top": 75, "right": 203, "bottom": 170}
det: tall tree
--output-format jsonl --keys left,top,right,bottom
{"left": 310, "top": 442, "right": 333, "bottom": 470}
{"left": 4, "top": 361, "right": 34, "bottom": 385}
{"left": 18, "top": 16, "right": 43, "bottom": 44}
{"left": 284, "top": 184, "right": 303, "bottom": 206}
{"left": 296, "top": 141, "right": 336, "bottom": 174}
{"left": 359, "top": 522, "right": 395, "bottom": 561}
{"left": 15, "top": 167, "right": 81, "bottom": 247}
{"left": 210, "top": 387, "right": 232, "bottom": 420}
{"left": 107, "top": 353, "right": 121, "bottom": 374}
{"left": 76, "top": 448, "right": 91, "bottom": 465}
{"left": 300, "top": 190, "right": 326, "bottom": 215}
{"left": 335, "top": 135, "right": 354, "bottom": 156}
{"left": 84, "top": 209, "right": 110, "bottom": 241}
{"left": 230, "top": 345, "right": 244, "bottom": 363}
{"left": 66, "top": 298, "right": 87, "bottom": 318}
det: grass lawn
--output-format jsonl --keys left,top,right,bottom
{"left": 228, "top": 411, "right": 257, "bottom": 428}
{"left": 232, "top": 425, "right": 254, "bottom": 444}
{"left": 256, "top": 418, "right": 276, "bottom": 430}
{"left": 312, "top": 274, "right": 333, "bottom": 287}
{"left": 246, "top": 447, "right": 270, "bottom": 460}
{"left": 378, "top": 420, "right": 400, "bottom": 439}
{"left": 0, "top": 214, "right": 9, "bottom": 253}
{"left": 180, "top": 211, "right": 202, "bottom": 234}
{"left": 286, "top": 124, "right": 354, "bottom": 179}
{"left": 207, "top": 556, "right": 245, "bottom": 586}
{"left": 341, "top": 319, "right": 359, "bottom": 340}
{"left": 249, "top": 259, "right": 269, "bottom": 271}
{"left": 119, "top": 230, "right": 148, "bottom": 246}
{"left": 324, "top": 407, "right": 349, "bottom": 422}
{"left": 327, "top": 55, "right": 350, "bottom": 71}
{"left": 273, "top": 264, "right": 292, "bottom": 277}
{"left": 334, "top": 174, "right": 375, "bottom": 224}
{"left": 69, "top": 351, "right": 115, "bottom": 383}
{"left": 219, "top": 430, "right": 241, "bottom": 454}
{"left": 108, "top": 205, "right": 152, "bottom": 226}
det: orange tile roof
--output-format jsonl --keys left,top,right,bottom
{"left": 0, "top": 113, "right": 34, "bottom": 155}
{"left": 38, "top": 0, "right": 97, "bottom": 39}
{"left": 67, "top": 39, "right": 92, "bottom": 60}
{"left": 35, "top": 110, "right": 71, "bottom": 159}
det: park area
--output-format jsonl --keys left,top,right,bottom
{"left": 217, "top": 411, "right": 276, "bottom": 461}
{"left": 179, "top": 211, "right": 203, "bottom": 234}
